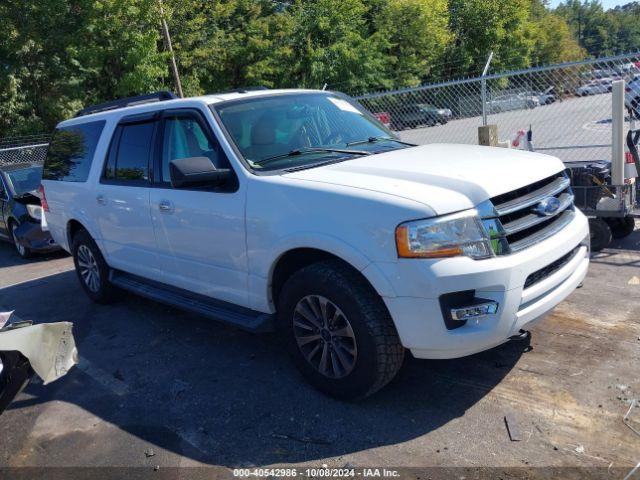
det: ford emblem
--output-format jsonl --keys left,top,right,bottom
{"left": 533, "top": 196, "right": 561, "bottom": 216}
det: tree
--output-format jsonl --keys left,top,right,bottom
{"left": 445, "top": 0, "right": 536, "bottom": 78}
{"left": 529, "top": 0, "right": 584, "bottom": 65}
{"left": 374, "top": 0, "right": 452, "bottom": 87}
{"left": 283, "top": 0, "right": 388, "bottom": 92}
{"left": 555, "top": 0, "right": 616, "bottom": 57}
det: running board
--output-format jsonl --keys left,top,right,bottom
{"left": 109, "top": 270, "right": 274, "bottom": 332}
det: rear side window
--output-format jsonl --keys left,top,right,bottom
{"left": 103, "top": 121, "right": 155, "bottom": 184}
{"left": 43, "top": 120, "right": 105, "bottom": 182}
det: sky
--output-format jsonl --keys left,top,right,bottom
{"left": 548, "top": 0, "right": 631, "bottom": 8}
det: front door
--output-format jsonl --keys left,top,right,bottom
{"left": 93, "top": 114, "right": 159, "bottom": 280}
{"left": 149, "top": 109, "right": 248, "bottom": 307}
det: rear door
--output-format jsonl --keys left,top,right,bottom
{"left": 149, "top": 108, "right": 248, "bottom": 307}
{"left": 94, "top": 113, "right": 160, "bottom": 280}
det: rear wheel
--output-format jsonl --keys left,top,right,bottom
{"left": 72, "top": 229, "right": 114, "bottom": 304}
{"left": 278, "top": 260, "right": 404, "bottom": 400}
{"left": 589, "top": 218, "right": 613, "bottom": 251}
{"left": 10, "top": 222, "right": 32, "bottom": 259}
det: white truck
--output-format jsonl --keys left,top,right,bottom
{"left": 41, "top": 89, "right": 590, "bottom": 399}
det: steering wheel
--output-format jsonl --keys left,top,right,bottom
{"left": 323, "top": 131, "right": 344, "bottom": 145}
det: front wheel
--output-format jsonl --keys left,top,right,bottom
{"left": 278, "top": 260, "right": 404, "bottom": 400}
{"left": 72, "top": 229, "right": 115, "bottom": 304}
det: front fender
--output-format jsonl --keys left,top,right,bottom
{"left": 247, "top": 232, "right": 397, "bottom": 312}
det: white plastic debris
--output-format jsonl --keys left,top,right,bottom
{"left": 0, "top": 311, "right": 13, "bottom": 329}
{"left": 0, "top": 317, "right": 77, "bottom": 384}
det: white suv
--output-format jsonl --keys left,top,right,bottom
{"left": 41, "top": 89, "right": 589, "bottom": 399}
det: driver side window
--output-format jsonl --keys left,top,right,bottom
{"left": 161, "top": 114, "right": 227, "bottom": 184}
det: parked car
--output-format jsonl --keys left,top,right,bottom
{"left": 417, "top": 104, "right": 451, "bottom": 122}
{"left": 625, "top": 75, "right": 640, "bottom": 117}
{"left": 486, "top": 94, "right": 539, "bottom": 113}
{"left": 41, "top": 89, "right": 589, "bottom": 400}
{"left": 534, "top": 87, "right": 556, "bottom": 105}
{"left": 372, "top": 111, "right": 391, "bottom": 128}
{"left": 391, "top": 104, "right": 444, "bottom": 130}
{"left": 575, "top": 78, "right": 613, "bottom": 96}
{"left": 0, "top": 162, "right": 59, "bottom": 258}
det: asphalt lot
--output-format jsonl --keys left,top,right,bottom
{"left": 0, "top": 221, "right": 639, "bottom": 476}
{"left": 399, "top": 94, "right": 620, "bottom": 162}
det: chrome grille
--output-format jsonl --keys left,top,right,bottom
{"left": 479, "top": 172, "right": 575, "bottom": 256}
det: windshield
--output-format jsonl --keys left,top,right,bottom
{"left": 213, "top": 93, "right": 407, "bottom": 171}
{"left": 6, "top": 165, "right": 42, "bottom": 196}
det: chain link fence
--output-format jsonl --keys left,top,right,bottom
{"left": 356, "top": 52, "right": 640, "bottom": 163}
{"left": 0, "top": 134, "right": 50, "bottom": 167}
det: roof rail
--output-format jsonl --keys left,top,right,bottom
{"left": 217, "top": 86, "right": 270, "bottom": 94}
{"left": 75, "top": 91, "right": 178, "bottom": 117}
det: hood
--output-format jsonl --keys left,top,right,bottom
{"left": 284, "top": 144, "right": 565, "bottom": 215}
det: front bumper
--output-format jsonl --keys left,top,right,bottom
{"left": 13, "top": 221, "right": 60, "bottom": 253}
{"left": 373, "top": 210, "right": 590, "bottom": 359}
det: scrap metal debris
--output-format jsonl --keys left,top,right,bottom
{"left": 270, "top": 432, "right": 335, "bottom": 445}
{"left": 623, "top": 462, "right": 640, "bottom": 480}
{"left": 623, "top": 399, "right": 640, "bottom": 438}
{"left": 504, "top": 414, "right": 522, "bottom": 442}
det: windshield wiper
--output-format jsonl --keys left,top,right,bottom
{"left": 253, "top": 147, "right": 371, "bottom": 167}
{"left": 345, "top": 136, "right": 416, "bottom": 147}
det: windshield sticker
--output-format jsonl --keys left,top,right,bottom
{"left": 328, "top": 97, "right": 362, "bottom": 115}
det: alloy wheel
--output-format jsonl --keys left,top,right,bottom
{"left": 292, "top": 295, "right": 357, "bottom": 379}
{"left": 77, "top": 245, "right": 101, "bottom": 293}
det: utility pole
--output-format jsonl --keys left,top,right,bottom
{"left": 159, "top": 0, "right": 184, "bottom": 98}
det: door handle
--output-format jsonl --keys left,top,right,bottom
{"left": 158, "top": 200, "right": 173, "bottom": 212}
{"left": 96, "top": 195, "right": 106, "bottom": 205}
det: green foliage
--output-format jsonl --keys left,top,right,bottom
{"left": 375, "top": 0, "right": 452, "bottom": 87}
{"left": 1, "top": 0, "right": 639, "bottom": 137}
{"left": 555, "top": 0, "right": 640, "bottom": 57}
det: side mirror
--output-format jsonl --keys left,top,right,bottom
{"left": 169, "top": 157, "right": 231, "bottom": 189}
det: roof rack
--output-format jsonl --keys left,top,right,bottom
{"left": 75, "top": 91, "right": 178, "bottom": 117}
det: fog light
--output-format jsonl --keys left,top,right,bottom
{"left": 450, "top": 301, "right": 499, "bottom": 321}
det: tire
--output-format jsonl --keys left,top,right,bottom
{"left": 605, "top": 216, "right": 636, "bottom": 239}
{"left": 631, "top": 99, "right": 640, "bottom": 119}
{"left": 71, "top": 229, "right": 115, "bottom": 304}
{"left": 10, "top": 221, "right": 32, "bottom": 259}
{"left": 277, "top": 259, "right": 404, "bottom": 401}
{"left": 589, "top": 218, "right": 613, "bottom": 252}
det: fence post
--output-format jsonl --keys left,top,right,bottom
{"left": 481, "top": 51, "right": 494, "bottom": 126}
{"left": 611, "top": 79, "right": 625, "bottom": 186}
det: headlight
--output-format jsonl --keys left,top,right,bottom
{"left": 395, "top": 210, "right": 494, "bottom": 260}
{"left": 26, "top": 204, "right": 43, "bottom": 221}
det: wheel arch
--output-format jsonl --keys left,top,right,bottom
{"left": 268, "top": 247, "right": 396, "bottom": 311}
{"left": 66, "top": 219, "right": 88, "bottom": 248}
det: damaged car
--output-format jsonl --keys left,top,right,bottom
{"left": 0, "top": 162, "right": 60, "bottom": 258}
